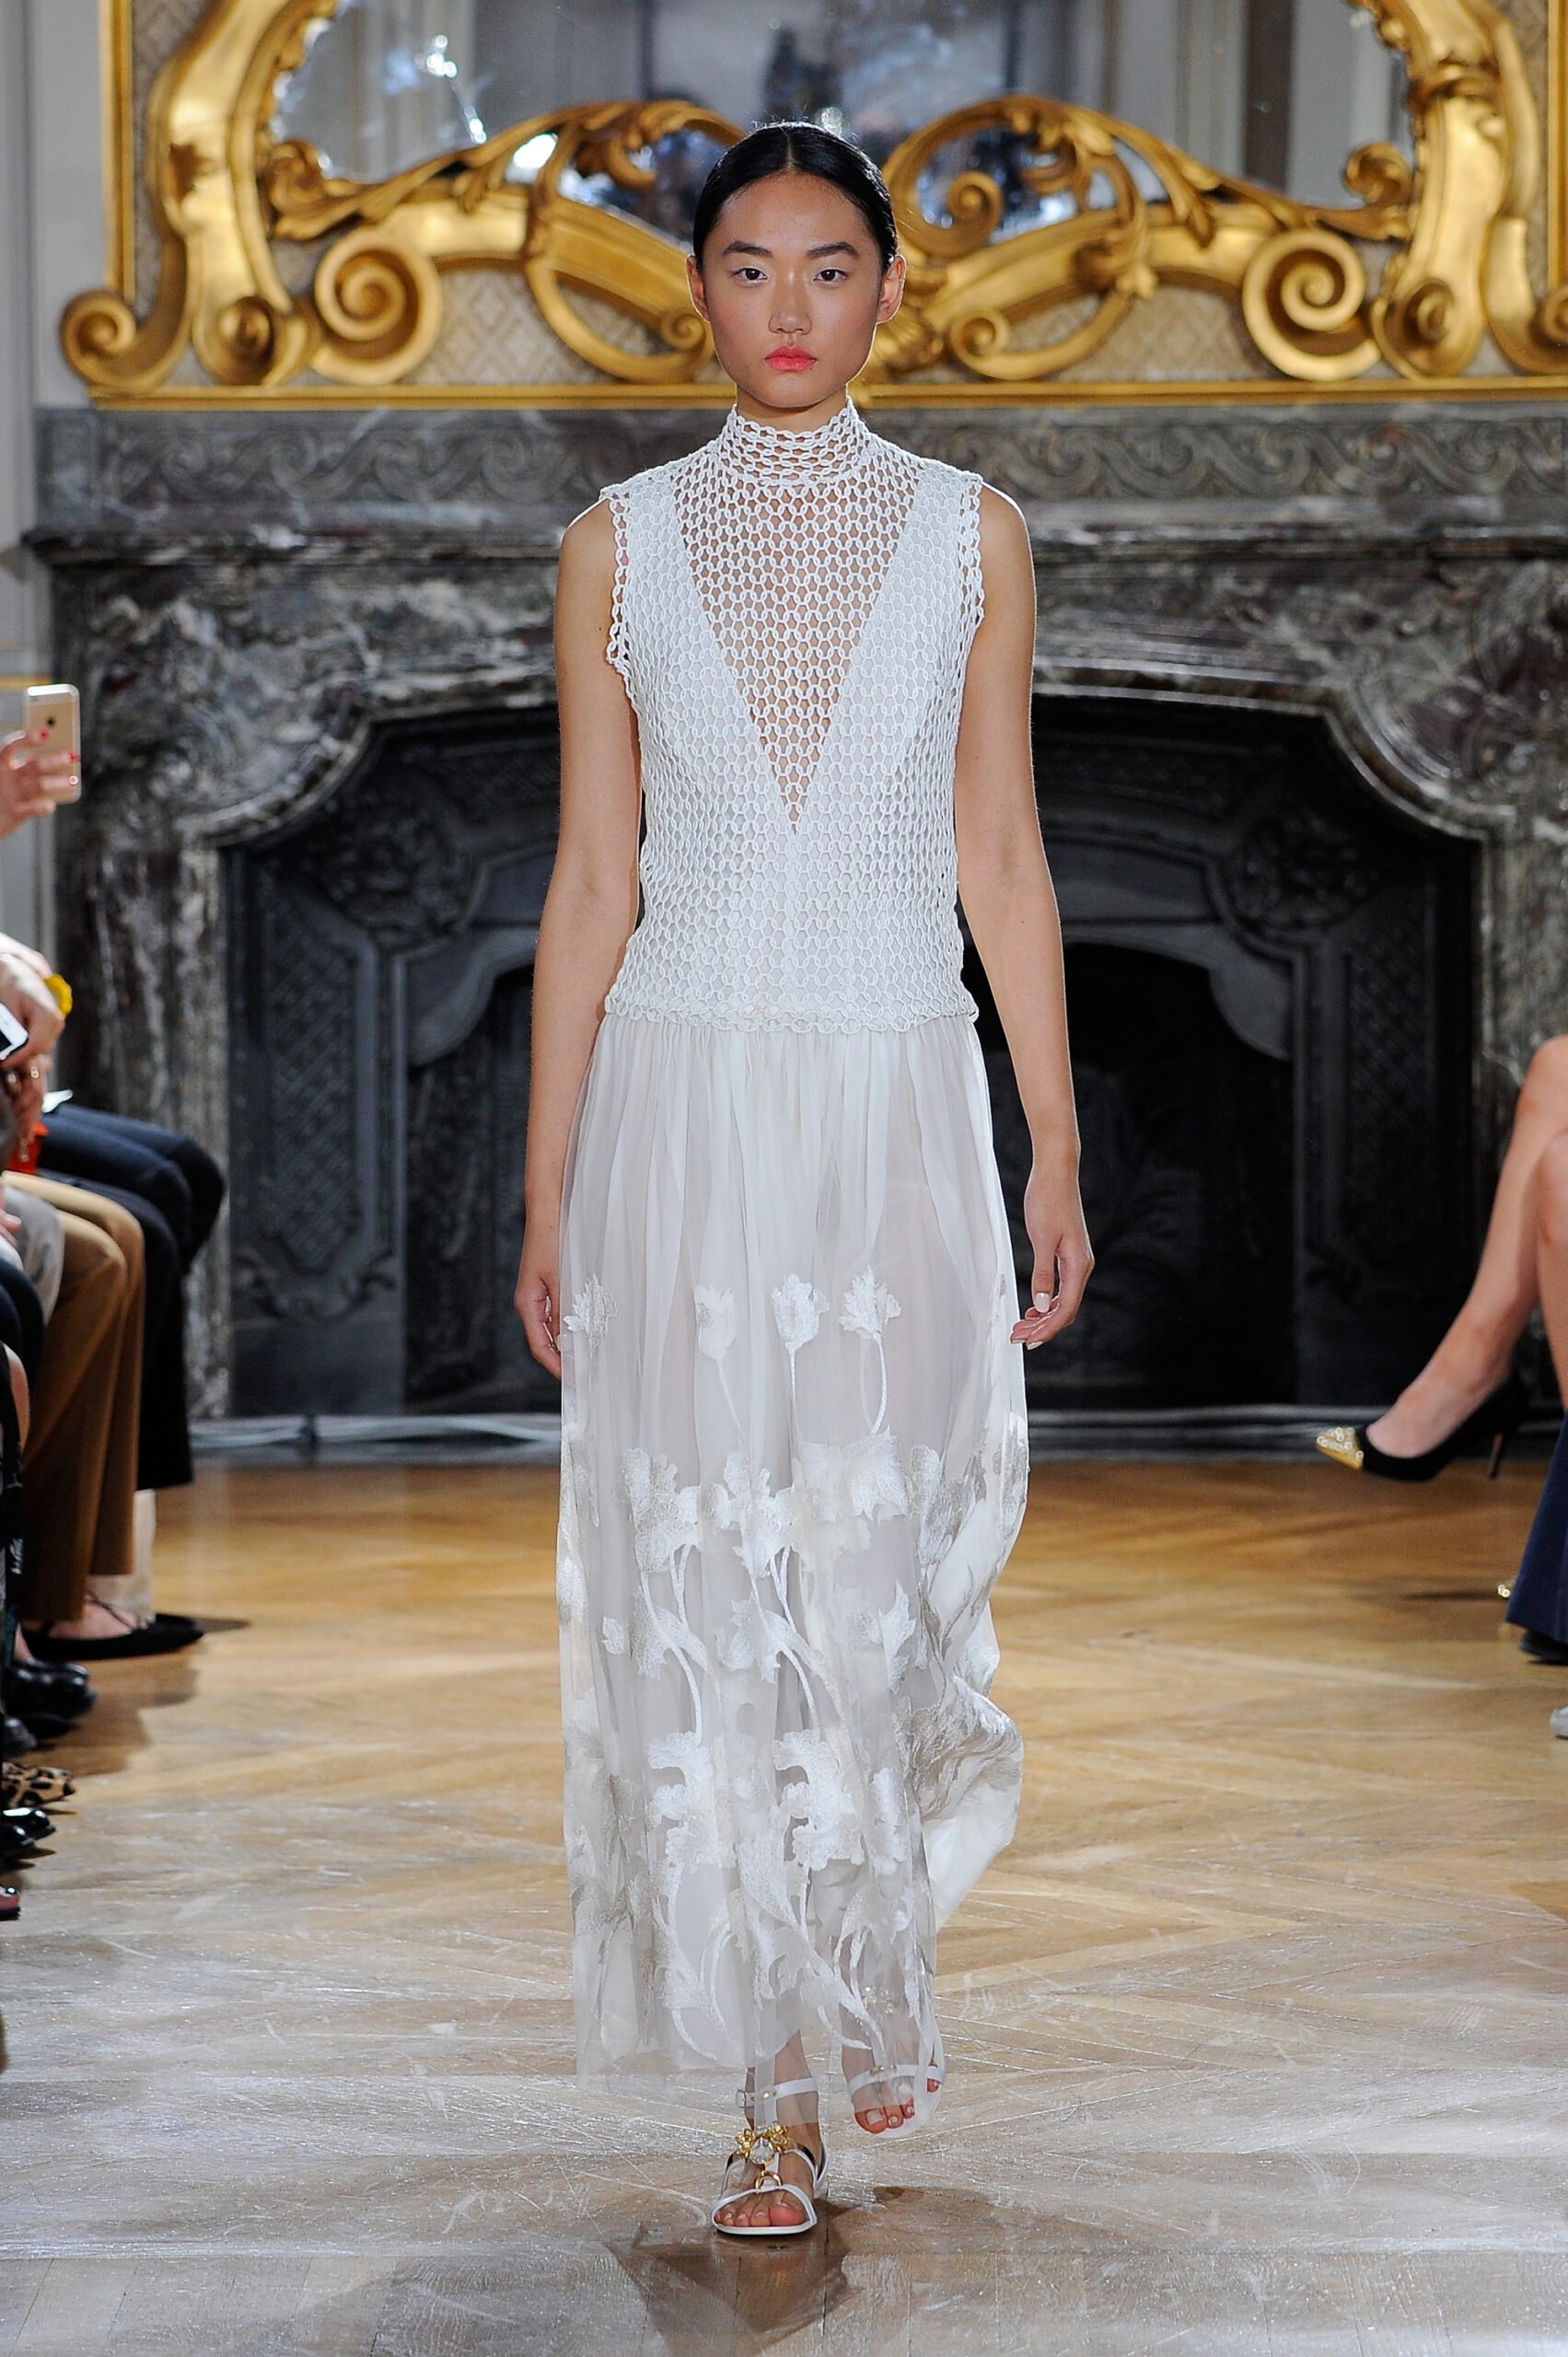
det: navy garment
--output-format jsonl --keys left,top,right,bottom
{"left": 1506, "top": 1415, "right": 1568, "bottom": 1644}
{"left": 39, "top": 1108, "right": 223, "bottom": 1274}
{"left": 35, "top": 1109, "right": 226, "bottom": 1492}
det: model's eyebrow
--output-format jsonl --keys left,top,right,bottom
{"left": 718, "top": 239, "right": 863, "bottom": 259}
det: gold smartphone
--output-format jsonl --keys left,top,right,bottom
{"left": 22, "top": 682, "right": 81, "bottom": 802}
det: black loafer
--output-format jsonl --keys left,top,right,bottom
{"left": 2, "top": 1713, "right": 38, "bottom": 1756}
{"left": 1518, "top": 1628, "right": 1568, "bottom": 1665}
{"left": 26, "top": 1655, "right": 91, "bottom": 1694}
{"left": 4, "top": 1662, "right": 94, "bottom": 1721}
{"left": 2, "top": 1805, "right": 52, "bottom": 1846}
{"left": 8, "top": 1655, "right": 92, "bottom": 1699}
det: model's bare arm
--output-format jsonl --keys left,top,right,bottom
{"left": 954, "top": 486, "right": 1091, "bottom": 1345}
{"left": 516, "top": 503, "right": 642, "bottom": 1376}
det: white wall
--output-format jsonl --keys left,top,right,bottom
{"left": 0, "top": 0, "right": 102, "bottom": 956}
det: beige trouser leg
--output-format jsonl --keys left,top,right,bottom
{"left": 11, "top": 1175, "right": 145, "bottom": 1624}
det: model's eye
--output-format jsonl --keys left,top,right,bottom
{"left": 734, "top": 266, "right": 767, "bottom": 282}
{"left": 819, "top": 269, "right": 847, "bottom": 284}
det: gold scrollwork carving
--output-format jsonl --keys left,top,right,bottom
{"left": 1241, "top": 231, "right": 1378, "bottom": 381}
{"left": 867, "top": 92, "right": 1400, "bottom": 386}
{"left": 61, "top": 0, "right": 1568, "bottom": 401}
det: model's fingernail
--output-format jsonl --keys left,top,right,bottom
{"left": 1033, "top": 1292, "right": 1050, "bottom": 1309}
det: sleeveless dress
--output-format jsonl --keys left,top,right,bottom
{"left": 555, "top": 400, "right": 1028, "bottom": 2130}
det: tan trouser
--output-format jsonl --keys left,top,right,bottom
{"left": 9, "top": 1174, "right": 145, "bottom": 1623}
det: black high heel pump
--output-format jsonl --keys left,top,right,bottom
{"left": 1316, "top": 1370, "right": 1530, "bottom": 1483}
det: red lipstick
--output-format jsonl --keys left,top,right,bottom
{"left": 765, "top": 345, "right": 816, "bottom": 371}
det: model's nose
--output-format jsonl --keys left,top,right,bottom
{"left": 769, "top": 277, "right": 811, "bottom": 336}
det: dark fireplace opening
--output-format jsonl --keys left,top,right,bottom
{"left": 228, "top": 691, "right": 1476, "bottom": 1421}
{"left": 973, "top": 943, "right": 1295, "bottom": 1408}
{"left": 228, "top": 705, "right": 562, "bottom": 1415}
{"left": 405, "top": 966, "right": 537, "bottom": 1411}
{"left": 971, "top": 692, "right": 1477, "bottom": 1411}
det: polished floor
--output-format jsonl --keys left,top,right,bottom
{"left": 6, "top": 1457, "right": 1568, "bottom": 2354}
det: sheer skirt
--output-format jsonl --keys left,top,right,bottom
{"left": 556, "top": 1009, "right": 1028, "bottom": 2127}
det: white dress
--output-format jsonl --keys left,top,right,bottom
{"left": 555, "top": 400, "right": 1028, "bottom": 2130}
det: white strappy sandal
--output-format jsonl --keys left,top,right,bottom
{"left": 711, "top": 2075, "right": 827, "bottom": 2238}
{"left": 845, "top": 2059, "right": 946, "bottom": 2141}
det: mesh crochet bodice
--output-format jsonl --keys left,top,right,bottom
{"left": 598, "top": 401, "right": 984, "bottom": 1033}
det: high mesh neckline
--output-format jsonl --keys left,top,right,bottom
{"left": 679, "top": 401, "right": 921, "bottom": 827}
{"left": 709, "top": 401, "right": 875, "bottom": 486}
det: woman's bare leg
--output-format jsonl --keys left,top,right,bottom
{"left": 1370, "top": 1038, "right": 1568, "bottom": 1457}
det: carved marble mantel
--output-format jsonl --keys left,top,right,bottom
{"left": 31, "top": 401, "right": 1568, "bottom": 1411}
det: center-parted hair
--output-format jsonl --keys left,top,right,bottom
{"left": 691, "top": 122, "right": 899, "bottom": 273}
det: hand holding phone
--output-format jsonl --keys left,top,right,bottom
{"left": 0, "top": 958, "right": 61, "bottom": 1057}
{"left": 0, "top": 683, "right": 80, "bottom": 836}
{"left": 19, "top": 684, "right": 81, "bottom": 805}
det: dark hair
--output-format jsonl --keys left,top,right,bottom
{"left": 691, "top": 122, "right": 898, "bottom": 272}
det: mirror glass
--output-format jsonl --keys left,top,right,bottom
{"left": 273, "top": 0, "right": 1410, "bottom": 233}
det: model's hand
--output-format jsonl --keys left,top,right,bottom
{"left": 516, "top": 1218, "right": 563, "bottom": 1378}
{"left": 1010, "top": 1162, "right": 1092, "bottom": 1347}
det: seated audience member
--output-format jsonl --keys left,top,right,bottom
{"left": 1, "top": 1339, "right": 50, "bottom": 1887}
{"left": 8, "top": 1172, "right": 192, "bottom": 1659}
{"left": 0, "top": 936, "right": 225, "bottom": 1504}
{"left": 0, "top": 736, "right": 224, "bottom": 1678}
{"left": 1317, "top": 1038, "right": 1567, "bottom": 1480}
{"left": 0, "top": 1122, "right": 84, "bottom": 1761}
{"left": 1315, "top": 1038, "right": 1568, "bottom": 1678}
{"left": 1516, "top": 1421, "right": 1568, "bottom": 1679}
{"left": 0, "top": 1339, "right": 78, "bottom": 1889}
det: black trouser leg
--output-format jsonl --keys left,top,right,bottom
{"left": 38, "top": 1109, "right": 225, "bottom": 1272}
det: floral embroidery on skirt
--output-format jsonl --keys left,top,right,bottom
{"left": 557, "top": 1009, "right": 1027, "bottom": 2119}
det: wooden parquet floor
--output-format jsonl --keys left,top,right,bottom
{"left": 6, "top": 1457, "right": 1568, "bottom": 2354}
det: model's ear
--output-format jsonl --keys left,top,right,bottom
{"left": 686, "top": 252, "right": 710, "bottom": 321}
{"left": 877, "top": 253, "right": 906, "bottom": 324}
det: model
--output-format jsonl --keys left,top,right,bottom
{"left": 517, "top": 122, "right": 1089, "bottom": 2238}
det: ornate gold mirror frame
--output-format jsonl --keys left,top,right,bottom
{"left": 68, "top": 0, "right": 1568, "bottom": 404}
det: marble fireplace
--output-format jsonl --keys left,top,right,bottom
{"left": 32, "top": 401, "right": 1568, "bottom": 1425}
